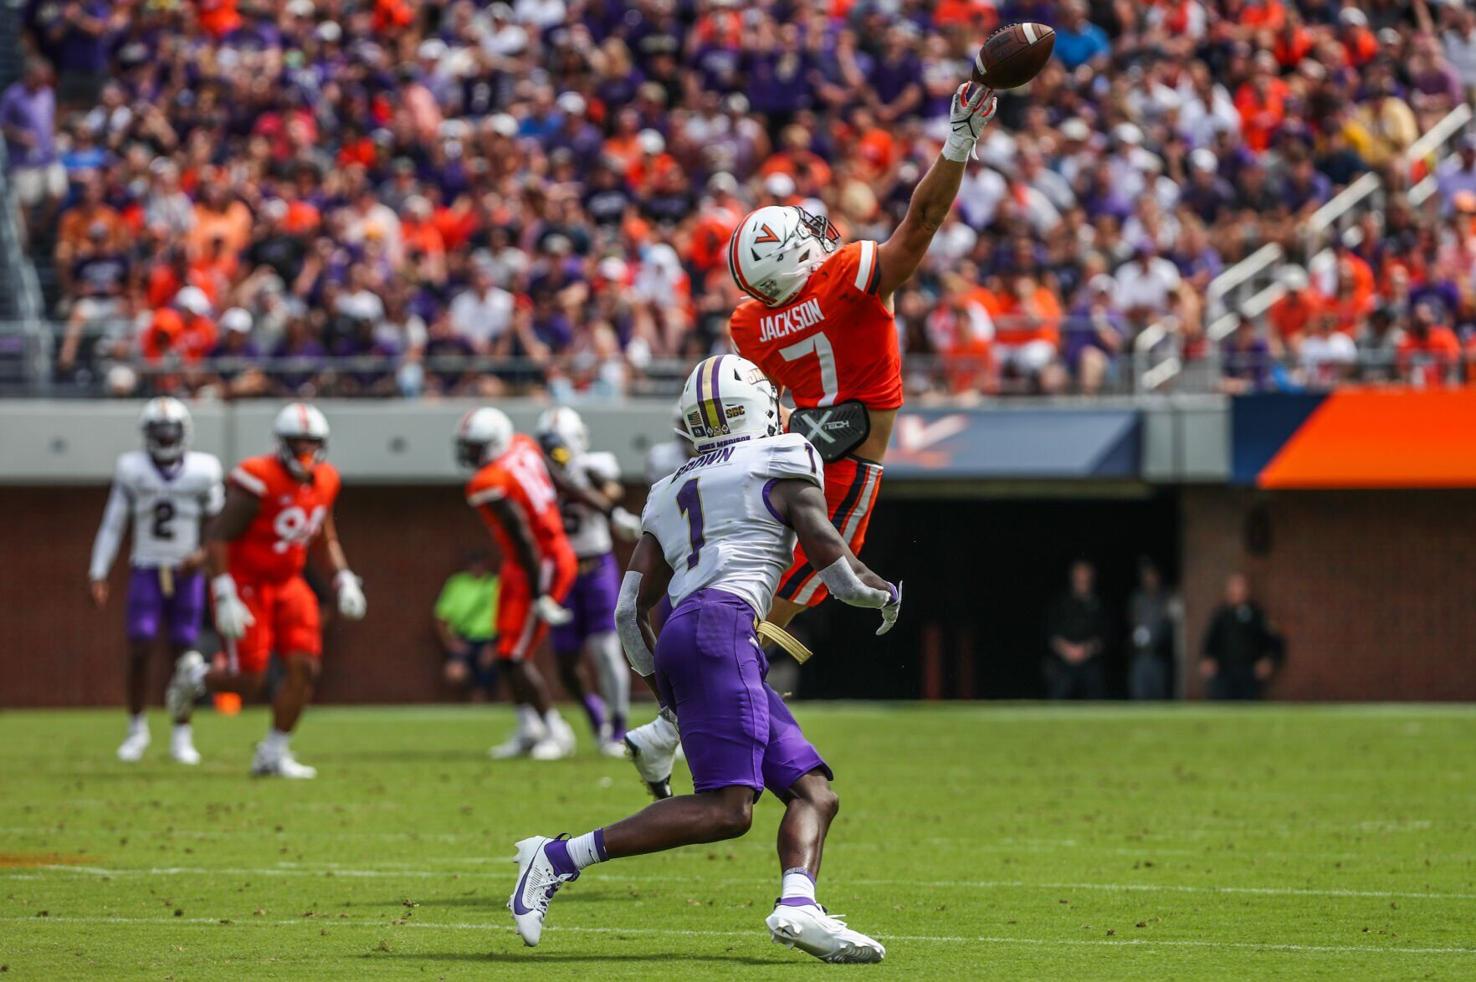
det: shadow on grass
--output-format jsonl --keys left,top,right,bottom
{"left": 343, "top": 891, "right": 650, "bottom": 909}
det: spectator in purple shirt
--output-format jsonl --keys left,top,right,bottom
{"left": 1, "top": 59, "right": 66, "bottom": 226}
{"left": 1220, "top": 318, "right": 1274, "bottom": 394}
{"left": 270, "top": 315, "right": 328, "bottom": 396}
{"left": 868, "top": 26, "right": 922, "bottom": 123}
{"left": 206, "top": 307, "right": 269, "bottom": 398}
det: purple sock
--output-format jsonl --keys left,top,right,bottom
{"left": 609, "top": 712, "right": 627, "bottom": 740}
{"left": 582, "top": 693, "right": 606, "bottom": 734}
{"left": 545, "top": 838, "right": 578, "bottom": 876}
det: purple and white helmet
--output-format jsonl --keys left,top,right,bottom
{"left": 677, "top": 355, "right": 781, "bottom": 450}
{"left": 139, "top": 397, "right": 192, "bottom": 463}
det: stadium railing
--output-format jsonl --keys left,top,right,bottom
{"left": 1135, "top": 102, "right": 1475, "bottom": 393}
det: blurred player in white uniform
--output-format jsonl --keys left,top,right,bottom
{"left": 88, "top": 398, "right": 224, "bottom": 764}
{"left": 509, "top": 356, "right": 901, "bottom": 963}
{"left": 536, "top": 408, "right": 641, "bottom": 756}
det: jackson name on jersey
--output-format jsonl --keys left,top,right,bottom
{"left": 89, "top": 450, "right": 225, "bottom": 579}
{"left": 729, "top": 240, "right": 903, "bottom": 411}
{"left": 641, "top": 432, "right": 822, "bottom": 617}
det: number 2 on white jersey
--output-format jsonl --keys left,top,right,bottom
{"left": 779, "top": 333, "right": 838, "bottom": 407}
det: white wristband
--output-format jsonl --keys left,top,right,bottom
{"left": 615, "top": 570, "right": 656, "bottom": 676}
{"left": 942, "top": 134, "right": 978, "bottom": 163}
{"left": 816, "top": 557, "right": 892, "bottom": 609}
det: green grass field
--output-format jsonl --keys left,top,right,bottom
{"left": 2, "top": 704, "right": 1474, "bottom": 980}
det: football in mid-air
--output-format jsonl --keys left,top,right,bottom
{"left": 971, "top": 22, "right": 1055, "bottom": 89}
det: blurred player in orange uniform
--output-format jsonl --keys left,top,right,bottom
{"left": 166, "top": 403, "right": 366, "bottom": 778}
{"left": 456, "top": 407, "right": 580, "bottom": 760}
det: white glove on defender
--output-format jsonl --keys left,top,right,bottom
{"left": 944, "top": 82, "right": 998, "bottom": 162}
{"left": 610, "top": 506, "right": 643, "bottom": 542}
{"left": 877, "top": 581, "right": 903, "bottom": 637}
{"left": 535, "top": 594, "right": 573, "bottom": 626}
{"left": 335, "top": 569, "right": 367, "bottom": 620}
{"left": 211, "top": 574, "right": 255, "bottom": 638}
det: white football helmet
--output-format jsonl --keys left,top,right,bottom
{"left": 273, "top": 402, "right": 330, "bottom": 480}
{"left": 728, "top": 204, "right": 841, "bottom": 307}
{"left": 139, "top": 397, "right": 192, "bottom": 464}
{"left": 678, "top": 355, "right": 781, "bottom": 450}
{"left": 456, "top": 407, "right": 515, "bottom": 468}
{"left": 535, "top": 406, "right": 589, "bottom": 466}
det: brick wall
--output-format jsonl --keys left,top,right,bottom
{"left": 5, "top": 485, "right": 1474, "bottom": 706}
{"left": 1180, "top": 487, "right": 1476, "bottom": 701}
{"left": 0, "top": 485, "right": 643, "bottom": 708}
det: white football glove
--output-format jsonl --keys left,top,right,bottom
{"left": 610, "top": 506, "right": 643, "bottom": 542}
{"left": 876, "top": 581, "right": 903, "bottom": 637}
{"left": 535, "top": 594, "right": 573, "bottom": 626}
{"left": 211, "top": 574, "right": 255, "bottom": 639}
{"left": 944, "top": 83, "right": 998, "bottom": 162}
{"left": 335, "top": 569, "right": 366, "bottom": 621}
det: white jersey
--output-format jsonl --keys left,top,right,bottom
{"left": 560, "top": 450, "right": 621, "bottom": 558}
{"left": 642, "top": 432, "right": 822, "bottom": 616}
{"left": 644, "top": 439, "right": 691, "bottom": 484}
{"left": 89, "top": 450, "right": 225, "bottom": 579}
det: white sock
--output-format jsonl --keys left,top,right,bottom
{"left": 186, "top": 659, "right": 208, "bottom": 688}
{"left": 588, "top": 632, "right": 630, "bottom": 719}
{"left": 172, "top": 722, "right": 192, "bottom": 741}
{"left": 263, "top": 729, "right": 290, "bottom": 754}
{"left": 517, "top": 704, "right": 543, "bottom": 736}
{"left": 566, "top": 830, "right": 607, "bottom": 870}
{"left": 127, "top": 714, "right": 147, "bottom": 736}
{"left": 781, "top": 868, "right": 817, "bottom": 903}
{"left": 542, "top": 709, "right": 566, "bottom": 733}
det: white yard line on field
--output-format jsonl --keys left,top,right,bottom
{"left": 7, "top": 863, "right": 1476, "bottom": 902}
{"left": 1, "top": 914, "right": 1473, "bottom": 956}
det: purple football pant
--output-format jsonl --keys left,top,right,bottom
{"left": 125, "top": 566, "right": 205, "bottom": 647}
{"left": 551, "top": 552, "right": 620, "bottom": 652}
{"left": 653, "top": 588, "right": 831, "bottom": 799}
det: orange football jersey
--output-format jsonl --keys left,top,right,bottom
{"left": 227, "top": 454, "right": 342, "bottom": 583}
{"left": 466, "top": 434, "right": 570, "bottom": 563}
{"left": 729, "top": 240, "right": 903, "bottom": 411}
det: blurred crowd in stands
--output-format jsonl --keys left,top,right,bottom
{"left": 5, "top": 0, "right": 1476, "bottom": 399}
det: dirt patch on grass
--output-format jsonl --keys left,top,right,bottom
{"left": 0, "top": 853, "right": 96, "bottom": 868}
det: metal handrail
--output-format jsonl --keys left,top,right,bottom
{"left": 1138, "top": 102, "right": 1475, "bottom": 389}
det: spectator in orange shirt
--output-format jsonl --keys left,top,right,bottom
{"left": 1267, "top": 266, "right": 1322, "bottom": 348}
{"left": 1272, "top": 11, "right": 1314, "bottom": 69}
{"left": 142, "top": 287, "right": 217, "bottom": 365}
{"left": 1321, "top": 256, "right": 1376, "bottom": 335}
{"left": 758, "top": 124, "right": 833, "bottom": 191}
{"left": 1234, "top": 52, "right": 1289, "bottom": 152}
{"left": 1397, "top": 302, "right": 1461, "bottom": 386}
{"left": 56, "top": 176, "right": 123, "bottom": 267}
{"left": 685, "top": 173, "right": 743, "bottom": 276}
{"left": 624, "top": 130, "right": 678, "bottom": 194}
{"left": 1336, "top": 8, "right": 1380, "bottom": 68}
{"left": 188, "top": 181, "right": 252, "bottom": 262}
{"left": 989, "top": 274, "right": 1065, "bottom": 393}
{"left": 1237, "top": 0, "right": 1286, "bottom": 32}
{"left": 926, "top": 273, "right": 994, "bottom": 394}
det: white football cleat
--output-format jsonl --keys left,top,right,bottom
{"left": 766, "top": 902, "right": 886, "bottom": 964}
{"left": 166, "top": 651, "right": 206, "bottom": 721}
{"left": 623, "top": 714, "right": 680, "bottom": 799}
{"left": 529, "top": 736, "right": 572, "bottom": 761}
{"left": 251, "top": 745, "right": 317, "bottom": 779}
{"left": 599, "top": 739, "right": 628, "bottom": 758}
{"left": 169, "top": 729, "right": 201, "bottom": 766}
{"left": 116, "top": 729, "right": 150, "bottom": 762}
{"left": 490, "top": 731, "right": 540, "bottom": 759}
{"left": 508, "top": 835, "right": 578, "bottom": 946}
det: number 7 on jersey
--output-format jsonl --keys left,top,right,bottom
{"left": 779, "top": 333, "right": 838, "bottom": 407}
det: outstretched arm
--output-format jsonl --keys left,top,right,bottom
{"left": 874, "top": 84, "right": 997, "bottom": 300}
